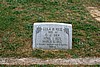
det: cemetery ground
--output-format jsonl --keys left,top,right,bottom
{"left": 0, "top": 0, "right": 100, "bottom": 66}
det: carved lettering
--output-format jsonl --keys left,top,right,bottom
{"left": 33, "top": 23, "right": 72, "bottom": 49}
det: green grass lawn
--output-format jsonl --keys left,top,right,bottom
{"left": 0, "top": 0, "right": 100, "bottom": 58}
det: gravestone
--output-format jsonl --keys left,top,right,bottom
{"left": 33, "top": 23, "right": 72, "bottom": 49}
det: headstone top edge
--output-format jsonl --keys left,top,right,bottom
{"left": 34, "top": 23, "right": 72, "bottom": 26}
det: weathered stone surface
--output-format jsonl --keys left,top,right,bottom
{"left": 33, "top": 23, "right": 72, "bottom": 50}
{"left": 0, "top": 57, "right": 100, "bottom": 65}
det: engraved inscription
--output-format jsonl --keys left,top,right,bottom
{"left": 33, "top": 23, "right": 72, "bottom": 49}
{"left": 35, "top": 26, "right": 68, "bottom": 49}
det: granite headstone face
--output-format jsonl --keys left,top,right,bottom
{"left": 33, "top": 23, "right": 72, "bottom": 49}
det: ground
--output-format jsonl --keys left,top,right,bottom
{"left": 0, "top": 0, "right": 100, "bottom": 66}
{"left": 86, "top": 6, "right": 100, "bottom": 22}
{"left": 0, "top": 57, "right": 100, "bottom": 65}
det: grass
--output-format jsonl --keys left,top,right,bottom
{"left": 0, "top": 0, "right": 100, "bottom": 58}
